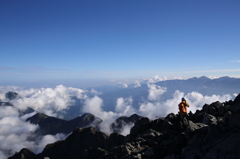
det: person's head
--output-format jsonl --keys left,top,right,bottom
{"left": 182, "top": 97, "right": 186, "bottom": 101}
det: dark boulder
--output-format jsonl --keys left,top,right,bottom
{"left": 203, "top": 132, "right": 240, "bottom": 159}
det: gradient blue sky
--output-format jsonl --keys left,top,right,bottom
{"left": 1, "top": 0, "right": 240, "bottom": 87}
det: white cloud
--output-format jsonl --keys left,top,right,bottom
{"left": 121, "top": 83, "right": 128, "bottom": 88}
{"left": 0, "top": 110, "right": 67, "bottom": 158}
{"left": 134, "top": 81, "right": 141, "bottom": 88}
{"left": 230, "top": 60, "right": 240, "bottom": 63}
{"left": 0, "top": 106, "right": 19, "bottom": 118}
{"left": 33, "top": 133, "right": 67, "bottom": 154}
{"left": 154, "top": 75, "right": 168, "bottom": 81}
{"left": 118, "top": 123, "right": 134, "bottom": 136}
{"left": 82, "top": 96, "right": 104, "bottom": 117}
{"left": 139, "top": 90, "right": 183, "bottom": 118}
{"left": 20, "top": 112, "right": 37, "bottom": 120}
{"left": 233, "top": 93, "right": 238, "bottom": 97}
{"left": 0, "top": 85, "right": 87, "bottom": 117}
{"left": 115, "top": 97, "right": 136, "bottom": 116}
{"left": 173, "top": 77, "right": 183, "bottom": 80}
{"left": 185, "top": 92, "right": 232, "bottom": 113}
{"left": 0, "top": 85, "right": 87, "bottom": 158}
{"left": 82, "top": 96, "right": 117, "bottom": 134}
{"left": 0, "top": 114, "right": 38, "bottom": 157}
{"left": 207, "top": 76, "right": 219, "bottom": 79}
{"left": 82, "top": 95, "right": 136, "bottom": 135}
{"left": 148, "top": 84, "right": 167, "bottom": 101}
{"left": 0, "top": 150, "right": 7, "bottom": 159}
{"left": 139, "top": 88, "right": 233, "bottom": 119}
{"left": 147, "top": 75, "right": 168, "bottom": 83}
{"left": 90, "top": 89, "right": 102, "bottom": 95}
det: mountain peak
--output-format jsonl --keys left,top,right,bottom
{"left": 8, "top": 148, "right": 36, "bottom": 159}
{"left": 5, "top": 91, "right": 19, "bottom": 100}
{"left": 26, "top": 113, "right": 50, "bottom": 124}
{"left": 234, "top": 93, "right": 240, "bottom": 104}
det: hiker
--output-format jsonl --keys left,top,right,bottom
{"left": 178, "top": 97, "right": 190, "bottom": 118}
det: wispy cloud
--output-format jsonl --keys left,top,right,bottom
{"left": 177, "top": 69, "right": 240, "bottom": 74}
{"left": 230, "top": 60, "right": 240, "bottom": 63}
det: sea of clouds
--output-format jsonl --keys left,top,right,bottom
{"left": 0, "top": 83, "right": 235, "bottom": 159}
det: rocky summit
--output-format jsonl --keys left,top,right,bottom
{"left": 9, "top": 94, "right": 240, "bottom": 159}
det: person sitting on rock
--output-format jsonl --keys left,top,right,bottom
{"left": 178, "top": 97, "right": 190, "bottom": 115}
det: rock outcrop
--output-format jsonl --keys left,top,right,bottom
{"left": 9, "top": 94, "right": 240, "bottom": 159}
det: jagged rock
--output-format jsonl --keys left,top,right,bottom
{"left": 223, "top": 111, "right": 232, "bottom": 126}
{"left": 141, "top": 129, "right": 162, "bottom": 140}
{"left": 85, "top": 148, "right": 109, "bottom": 159}
{"left": 105, "top": 133, "right": 125, "bottom": 151}
{"left": 203, "top": 132, "right": 240, "bottom": 159}
{"left": 128, "top": 117, "right": 151, "bottom": 139}
{"left": 218, "top": 104, "right": 229, "bottom": 116}
{"left": 163, "top": 154, "right": 178, "bottom": 159}
{"left": 234, "top": 93, "right": 240, "bottom": 104}
{"left": 227, "top": 114, "right": 240, "bottom": 129}
{"left": 203, "top": 113, "right": 217, "bottom": 125}
{"left": 133, "top": 153, "right": 142, "bottom": 159}
{"left": 143, "top": 147, "right": 154, "bottom": 157}
{"left": 39, "top": 127, "right": 108, "bottom": 159}
{"left": 185, "top": 120, "right": 203, "bottom": 138}
{"left": 149, "top": 117, "right": 165, "bottom": 132}
{"left": 8, "top": 148, "right": 36, "bottom": 159}
{"left": 228, "top": 94, "right": 240, "bottom": 113}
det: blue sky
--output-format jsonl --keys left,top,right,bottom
{"left": 1, "top": 0, "right": 240, "bottom": 87}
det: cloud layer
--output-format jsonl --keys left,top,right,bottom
{"left": 0, "top": 108, "right": 66, "bottom": 159}
{"left": 0, "top": 83, "right": 235, "bottom": 159}
{"left": 81, "top": 83, "right": 233, "bottom": 134}
{"left": 0, "top": 85, "right": 86, "bottom": 158}
{"left": 0, "top": 85, "right": 86, "bottom": 117}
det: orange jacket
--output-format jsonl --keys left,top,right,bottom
{"left": 178, "top": 101, "right": 190, "bottom": 114}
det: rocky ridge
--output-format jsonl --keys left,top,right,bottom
{"left": 26, "top": 112, "right": 103, "bottom": 135}
{"left": 9, "top": 94, "right": 240, "bottom": 159}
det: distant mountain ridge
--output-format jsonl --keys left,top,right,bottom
{"left": 26, "top": 113, "right": 102, "bottom": 135}
{"left": 97, "top": 76, "right": 240, "bottom": 111}
{"left": 26, "top": 112, "right": 142, "bottom": 135}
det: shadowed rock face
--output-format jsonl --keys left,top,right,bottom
{"left": 9, "top": 94, "right": 240, "bottom": 159}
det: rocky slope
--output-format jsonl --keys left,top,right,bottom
{"left": 9, "top": 94, "right": 240, "bottom": 159}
